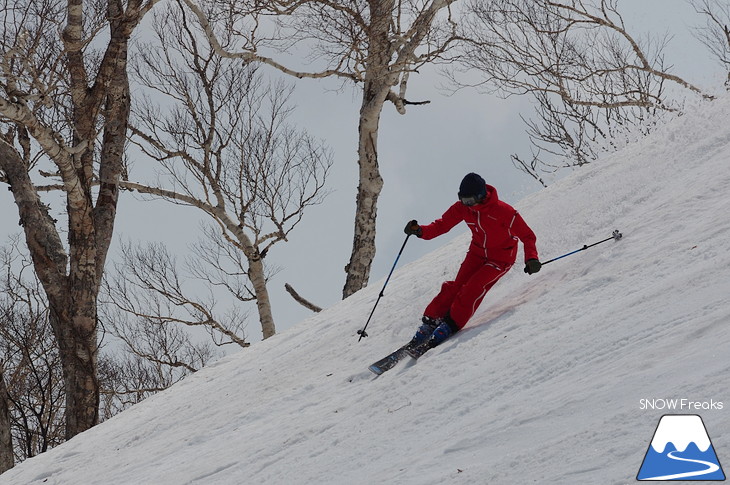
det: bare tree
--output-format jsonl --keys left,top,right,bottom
{"left": 98, "top": 244, "right": 223, "bottom": 420}
{"left": 118, "top": 3, "right": 331, "bottom": 339}
{"left": 689, "top": 0, "right": 730, "bottom": 84}
{"left": 0, "top": 0, "right": 160, "bottom": 438}
{"left": 511, "top": 84, "right": 666, "bottom": 186}
{"left": 179, "top": 0, "right": 461, "bottom": 298}
{"left": 0, "top": 239, "right": 65, "bottom": 467}
{"left": 97, "top": 354, "right": 180, "bottom": 420}
{"left": 0, "top": 367, "right": 12, "bottom": 473}
{"left": 459, "top": 0, "right": 708, "bottom": 107}
{"left": 98, "top": 324, "right": 216, "bottom": 419}
{"left": 103, "top": 241, "right": 249, "bottom": 348}
{"left": 0, "top": 238, "right": 211, "bottom": 467}
{"left": 455, "top": 0, "right": 709, "bottom": 181}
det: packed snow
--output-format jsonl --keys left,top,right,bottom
{"left": 2, "top": 94, "right": 730, "bottom": 484}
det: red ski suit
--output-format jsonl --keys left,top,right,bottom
{"left": 419, "top": 184, "right": 538, "bottom": 329}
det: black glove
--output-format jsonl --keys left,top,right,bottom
{"left": 524, "top": 259, "right": 542, "bottom": 275}
{"left": 404, "top": 219, "right": 422, "bottom": 237}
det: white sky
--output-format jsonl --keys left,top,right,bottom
{"left": 0, "top": 0, "right": 725, "bottom": 347}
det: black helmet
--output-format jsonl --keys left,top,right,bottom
{"left": 458, "top": 173, "right": 487, "bottom": 206}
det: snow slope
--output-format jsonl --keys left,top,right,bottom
{"left": 2, "top": 96, "right": 730, "bottom": 485}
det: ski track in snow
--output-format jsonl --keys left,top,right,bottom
{"left": 2, "top": 96, "right": 730, "bottom": 484}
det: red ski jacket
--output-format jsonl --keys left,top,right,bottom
{"left": 419, "top": 185, "right": 538, "bottom": 266}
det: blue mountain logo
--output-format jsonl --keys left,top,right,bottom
{"left": 637, "top": 414, "right": 725, "bottom": 481}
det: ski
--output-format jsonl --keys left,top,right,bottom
{"left": 368, "top": 342, "right": 433, "bottom": 375}
{"left": 368, "top": 346, "right": 409, "bottom": 375}
{"left": 403, "top": 342, "right": 431, "bottom": 360}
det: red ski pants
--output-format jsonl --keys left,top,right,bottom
{"left": 424, "top": 251, "right": 512, "bottom": 329}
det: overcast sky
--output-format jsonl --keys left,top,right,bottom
{"left": 0, "top": 0, "right": 725, "bottom": 347}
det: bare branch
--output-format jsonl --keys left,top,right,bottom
{"left": 454, "top": 0, "right": 707, "bottom": 179}
{"left": 456, "top": 0, "right": 710, "bottom": 106}
{"left": 689, "top": 0, "right": 730, "bottom": 83}
{"left": 102, "top": 241, "right": 250, "bottom": 348}
{"left": 0, "top": 239, "right": 65, "bottom": 463}
{"left": 179, "top": 0, "right": 359, "bottom": 82}
{"left": 284, "top": 283, "right": 322, "bottom": 313}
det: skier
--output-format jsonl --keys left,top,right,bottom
{"left": 403, "top": 172, "right": 541, "bottom": 356}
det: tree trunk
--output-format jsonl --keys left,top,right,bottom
{"left": 248, "top": 256, "right": 276, "bottom": 339}
{"left": 342, "top": 90, "right": 387, "bottom": 298}
{"left": 341, "top": 2, "right": 393, "bottom": 299}
{"left": 50, "top": 308, "right": 99, "bottom": 440}
{"left": 0, "top": 369, "right": 13, "bottom": 473}
{"left": 221, "top": 213, "right": 277, "bottom": 339}
{"left": 0, "top": 140, "right": 101, "bottom": 438}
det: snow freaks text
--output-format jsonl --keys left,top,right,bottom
{"left": 639, "top": 399, "right": 724, "bottom": 411}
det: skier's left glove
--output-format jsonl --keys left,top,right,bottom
{"left": 524, "top": 259, "right": 542, "bottom": 275}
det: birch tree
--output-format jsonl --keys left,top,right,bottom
{"left": 120, "top": 3, "right": 332, "bottom": 339}
{"left": 0, "top": 0, "right": 159, "bottom": 438}
{"left": 180, "top": 0, "right": 461, "bottom": 298}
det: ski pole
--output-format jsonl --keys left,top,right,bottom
{"left": 357, "top": 234, "right": 411, "bottom": 341}
{"left": 542, "top": 229, "right": 623, "bottom": 266}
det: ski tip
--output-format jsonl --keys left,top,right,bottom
{"left": 368, "top": 365, "right": 384, "bottom": 376}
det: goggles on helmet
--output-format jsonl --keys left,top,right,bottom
{"left": 459, "top": 192, "right": 486, "bottom": 206}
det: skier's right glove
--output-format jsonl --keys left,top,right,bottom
{"left": 524, "top": 259, "right": 542, "bottom": 275}
{"left": 404, "top": 220, "right": 422, "bottom": 237}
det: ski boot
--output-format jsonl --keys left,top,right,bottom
{"left": 405, "top": 317, "right": 457, "bottom": 359}
{"left": 407, "top": 316, "right": 440, "bottom": 346}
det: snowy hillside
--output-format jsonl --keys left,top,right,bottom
{"left": 2, "top": 95, "right": 730, "bottom": 485}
